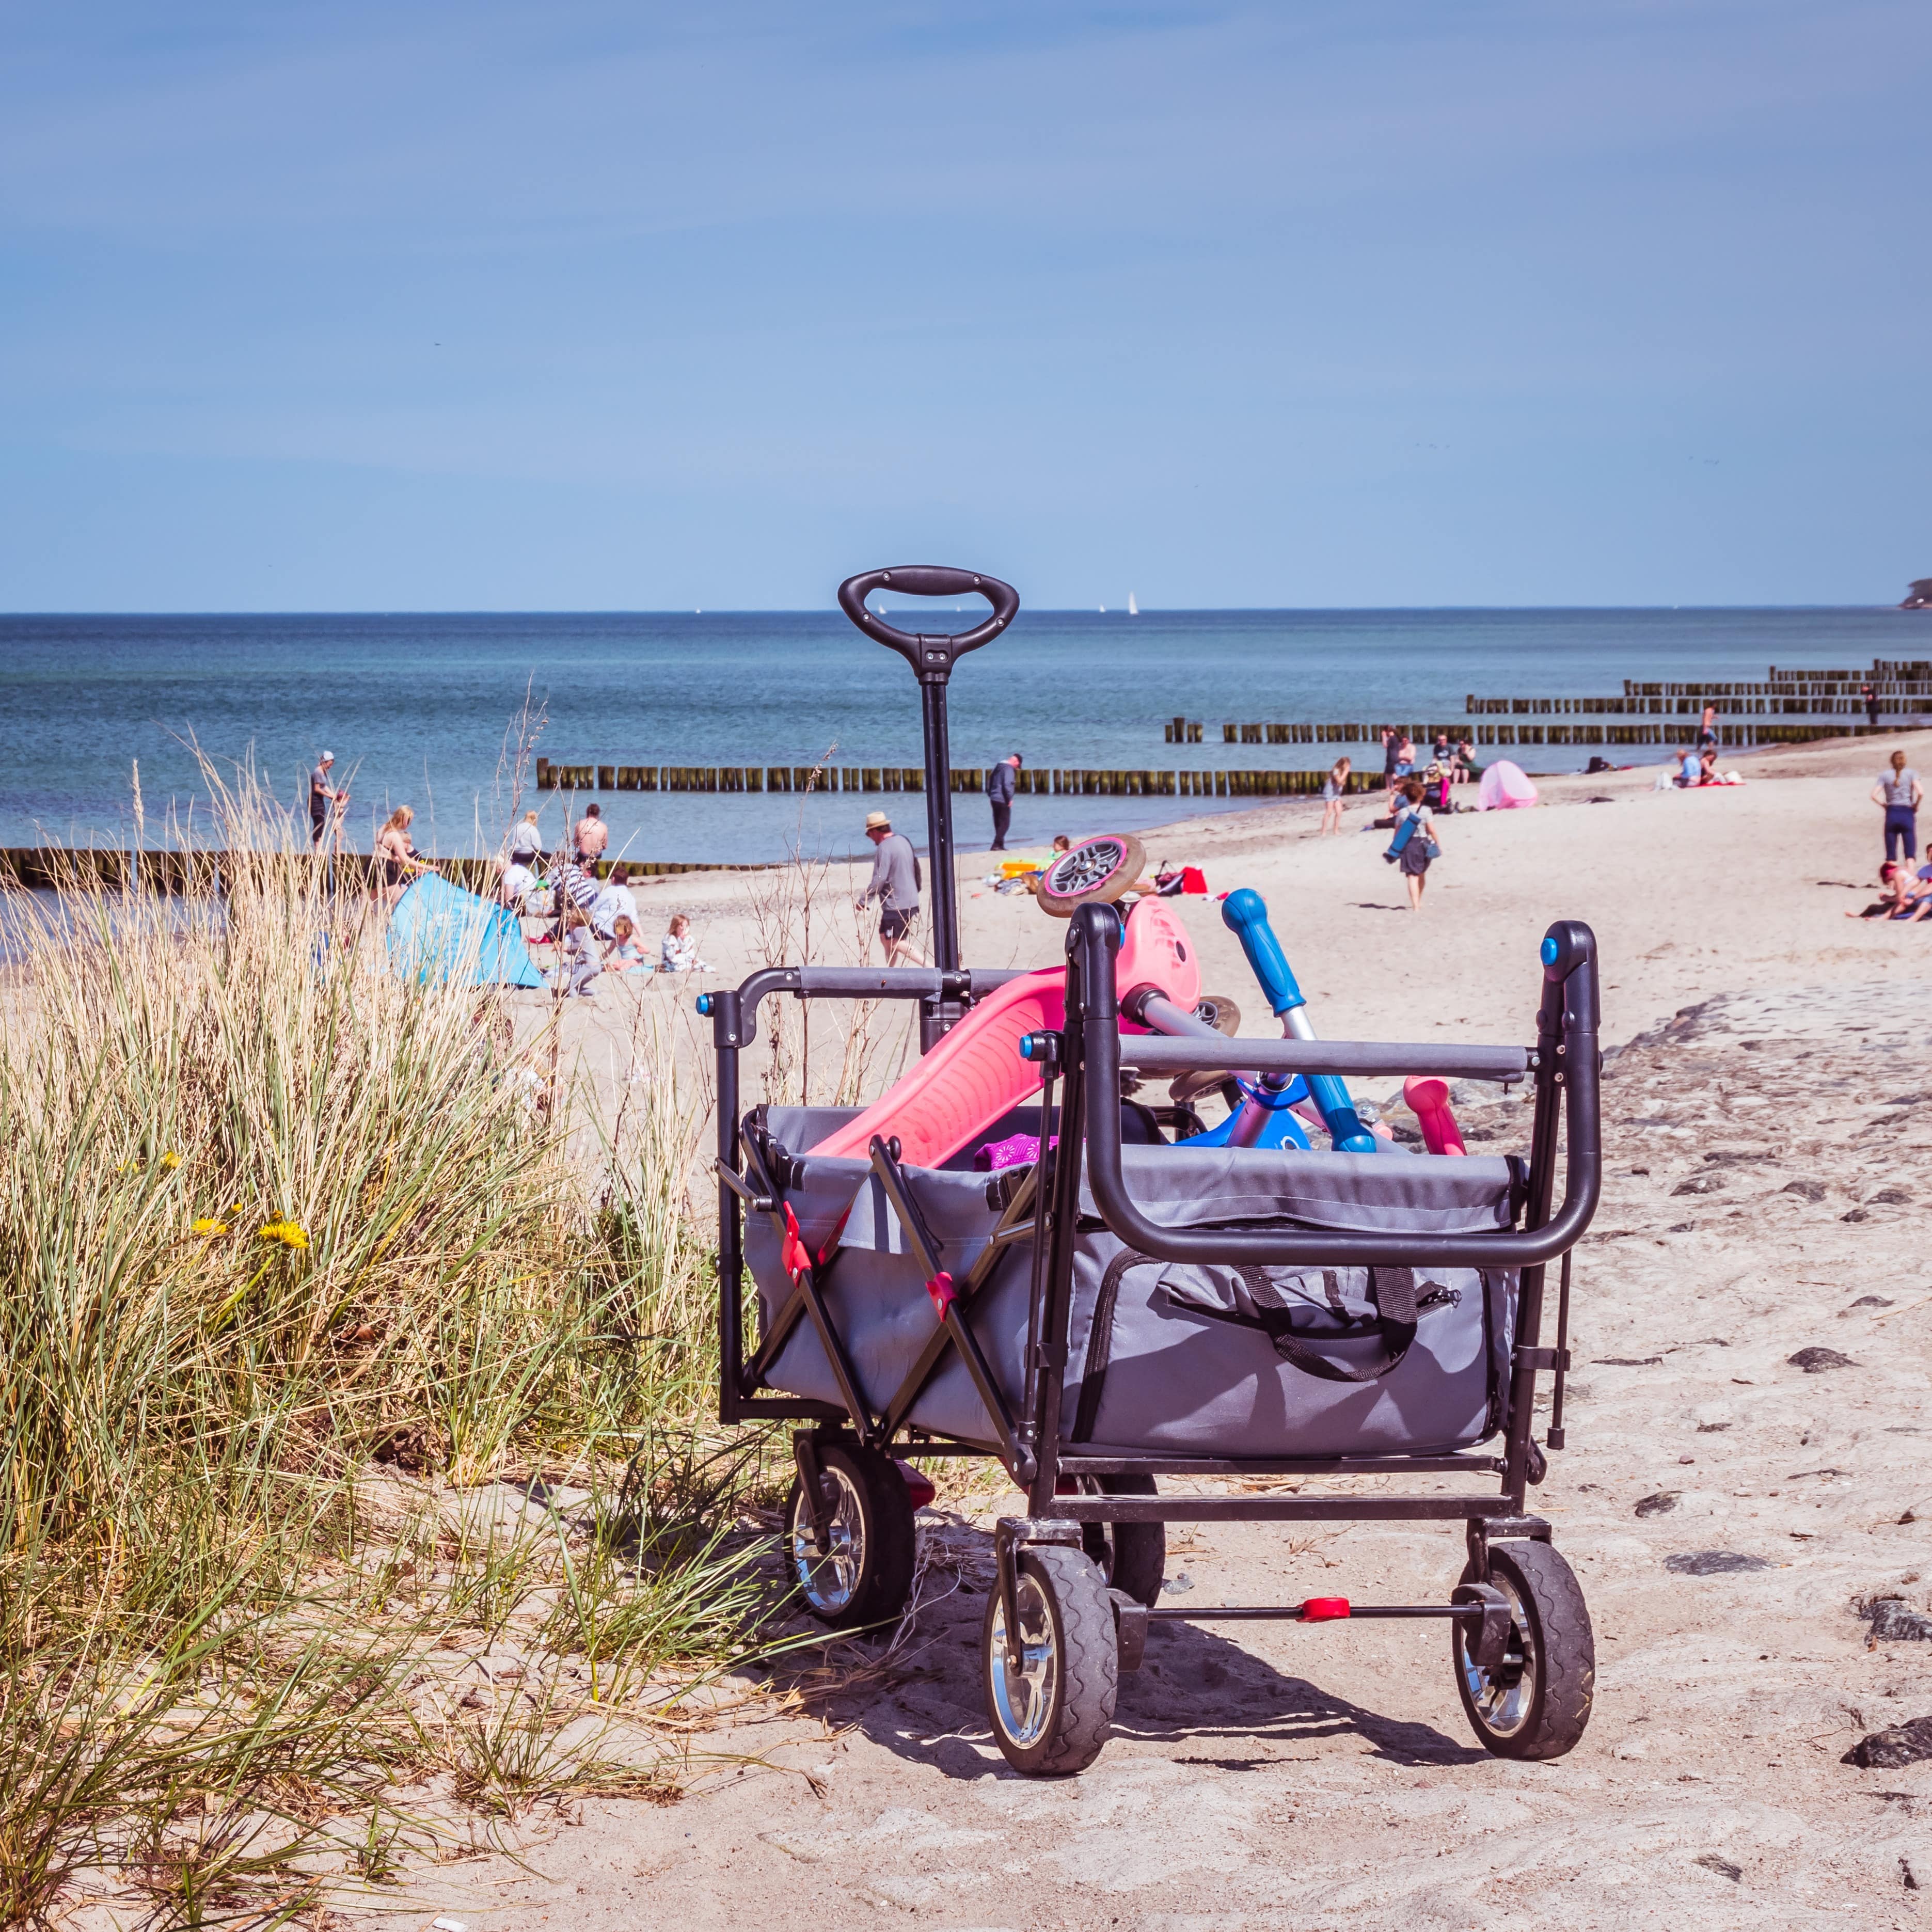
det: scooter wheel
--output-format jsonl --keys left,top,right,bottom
{"left": 785, "top": 1444, "right": 917, "bottom": 1633}
{"left": 983, "top": 1544, "right": 1117, "bottom": 1775}
{"left": 1192, "top": 992, "right": 1242, "bottom": 1036}
{"left": 1452, "top": 1540, "right": 1595, "bottom": 1759}
{"left": 1035, "top": 834, "right": 1146, "bottom": 919}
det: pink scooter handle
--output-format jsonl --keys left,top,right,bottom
{"left": 1403, "top": 1076, "right": 1467, "bottom": 1157}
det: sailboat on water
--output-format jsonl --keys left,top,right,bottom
{"left": 1127, "top": 592, "right": 1139, "bottom": 616}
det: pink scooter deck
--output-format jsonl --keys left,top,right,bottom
{"left": 809, "top": 898, "right": 1202, "bottom": 1169}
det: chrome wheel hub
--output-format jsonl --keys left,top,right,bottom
{"left": 790, "top": 1466, "right": 863, "bottom": 1614}
{"left": 1460, "top": 1573, "right": 1536, "bottom": 1737}
{"left": 989, "top": 1575, "right": 1058, "bottom": 1747}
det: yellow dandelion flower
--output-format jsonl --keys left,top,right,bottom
{"left": 257, "top": 1221, "right": 309, "bottom": 1251}
{"left": 192, "top": 1218, "right": 228, "bottom": 1237}
{"left": 160, "top": 1151, "right": 183, "bottom": 1171}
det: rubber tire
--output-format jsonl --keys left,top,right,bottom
{"left": 785, "top": 1443, "right": 917, "bottom": 1634}
{"left": 1081, "top": 1475, "right": 1166, "bottom": 1610}
{"left": 1453, "top": 1540, "right": 1594, "bottom": 1760}
{"left": 983, "top": 1544, "right": 1118, "bottom": 1776}
{"left": 1036, "top": 834, "right": 1146, "bottom": 919}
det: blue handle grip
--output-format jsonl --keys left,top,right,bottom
{"left": 1221, "top": 889, "right": 1305, "bottom": 1017}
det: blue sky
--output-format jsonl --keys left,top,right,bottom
{"left": 1, "top": 1, "right": 1926, "bottom": 610}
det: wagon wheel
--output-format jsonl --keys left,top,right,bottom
{"left": 785, "top": 1443, "right": 917, "bottom": 1633}
{"left": 983, "top": 1544, "right": 1117, "bottom": 1775}
{"left": 1452, "top": 1541, "right": 1595, "bottom": 1759}
{"left": 1080, "top": 1474, "right": 1166, "bottom": 1609}
{"left": 1036, "top": 834, "right": 1146, "bottom": 919}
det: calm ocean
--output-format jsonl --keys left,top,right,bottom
{"left": 0, "top": 607, "right": 1914, "bottom": 865}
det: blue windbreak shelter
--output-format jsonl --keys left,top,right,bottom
{"left": 387, "top": 870, "right": 543, "bottom": 988}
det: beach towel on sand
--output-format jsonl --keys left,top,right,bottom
{"left": 388, "top": 871, "right": 543, "bottom": 988}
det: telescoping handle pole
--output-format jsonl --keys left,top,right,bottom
{"left": 837, "top": 566, "right": 1020, "bottom": 1050}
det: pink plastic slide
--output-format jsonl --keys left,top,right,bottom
{"left": 1476, "top": 760, "right": 1538, "bottom": 811}
{"left": 1402, "top": 1076, "right": 1468, "bottom": 1156}
{"left": 808, "top": 898, "right": 1202, "bottom": 1169}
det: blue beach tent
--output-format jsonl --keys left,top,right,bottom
{"left": 387, "top": 870, "right": 543, "bottom": 988}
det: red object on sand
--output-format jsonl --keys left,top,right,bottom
{"left": 1180, "top": 866, "right": 1208, "bottom": 894}
{"left": 1301, "top": 1597, "right": 1352, "bottom": 1622}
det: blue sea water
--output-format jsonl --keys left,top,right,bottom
{"left": 0, "top": 607, "right": 1915, "bottom": 864}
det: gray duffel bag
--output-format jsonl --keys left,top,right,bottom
{"left": 742, "top": 1114, "right": 1520, "bottom": 1461}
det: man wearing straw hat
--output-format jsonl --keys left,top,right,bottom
{"left": 857, "top": 810, "right": 922, "bottom": 967}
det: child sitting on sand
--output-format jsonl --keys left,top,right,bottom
{"left": 659, "top": 914, "right": 709, "bottom": 973}
{"left": 606, "top": 915, "right": 653, "bottom": 973}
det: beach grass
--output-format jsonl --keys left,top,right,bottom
{"left": 0, "top": 768, "right": 778, "bottom": 1924}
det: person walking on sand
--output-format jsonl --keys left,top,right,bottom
{"left": 986, "top": 753, "right": 1022, "bottom": 851}
{"left": 1698, "top": 705, "right": 1719, "bottom": 752}
{"left": 857, "top": 810, "right": 922, "bottom": 966}
{"left": 309, "top": 752, "right": 347, "bottom": 847}
{"left": 1319, "top": 757, "right": 1351, "bottom": 835}
{"left": 572, "top": 802, "right": 609, "bottom": 867}
{"left": 1392, "top": 778, "right": 1441, "bottom": 912}
{"left": 1873, "top": 749, "right": 1923, "bottom": 864}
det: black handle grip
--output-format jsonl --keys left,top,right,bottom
{"left": 837, "top": 564, "right": 1020, "bottom": 681}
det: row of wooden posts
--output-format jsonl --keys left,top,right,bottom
{"left": 1164, "top": 717, "right": 1918, "bottom": 751}
{"left": 0, "top": 848, "right": 769, "bottom": 894}
{"left": 535, "top": 758, "right": 1391, "bottom": 798}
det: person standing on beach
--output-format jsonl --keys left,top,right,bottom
{"left": 1319, "top": 757, "right": 1351, "bottom": 835}
{"left": 1873, "top": 749, "right": 1922, "bottom": 864}
{"left": 1379, "top": 727, "right": 1400, "bottom": 799}
{"left": 857, "top": 810, "right": 921, "bottom": 965}
{"left": 1698, "top": 705, "right": 1719, "bottom": 752}
{"left": 309, "top": 752, "right": 347, "bottom": 847}
{"left": 509, "top": 810, "right": 545, "bottom": 865}
{"left": 573, "top": 802, "right": 608, "bottom": 867}
{"left": 1863, "top": 682, "right": 1880, "bottom": 730}
{"left": 986, "top": 754, "right": 1022, "bottom": 851}
{"left": 375, "top": 806, "right": 425, "bottom": 906}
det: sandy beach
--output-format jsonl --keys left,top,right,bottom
{"left": 410, "top": 729, "right": 1932, "bottom": 1930}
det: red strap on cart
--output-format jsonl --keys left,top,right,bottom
{"left": 781, "top": 1203, "right": 813, "bottom": 1284}
{"left": 926, "top": 1271, "right": 956, "bottom": 1317}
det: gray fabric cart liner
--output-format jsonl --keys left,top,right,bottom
{"left": 742, "top": 1129, "right": 1517, "bottom": 1460}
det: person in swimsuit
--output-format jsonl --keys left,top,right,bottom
{"left": 1319, "top": 756, "right": 1351, "bottom": 836}
{"left": 375, "top": 805, "right": 426, "bottom": 906}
